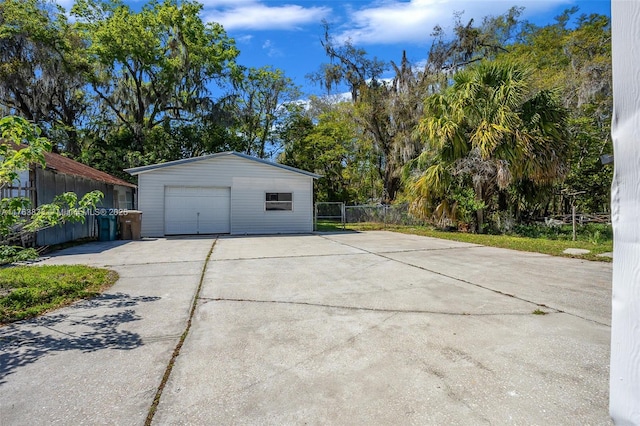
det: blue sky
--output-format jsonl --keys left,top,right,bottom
{"left": 208, "top": 0, "right": 610, "bottom": 97}
{"left": 60, "top": 0, "right": 611, "bottom": 97}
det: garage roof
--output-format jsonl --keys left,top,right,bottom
{"left": 125, "top": 151, "right": 321, "bottom": 178}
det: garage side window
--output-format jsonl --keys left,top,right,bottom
{"left": 265, "top": 192, "right": 293, "bottom": 211}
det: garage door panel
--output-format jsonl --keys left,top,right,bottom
{"left": 165, "top": 187, "right": 230, "bottom": 235}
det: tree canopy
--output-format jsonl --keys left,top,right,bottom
{"left": 408, "top": 61, "right": 569, "bottom": 230}
{"left": 0, "top": 2, "right": 612, "bottom": 233}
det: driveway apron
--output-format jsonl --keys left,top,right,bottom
{"left": 153, "top": 231, "right": 612, "bottom": 425}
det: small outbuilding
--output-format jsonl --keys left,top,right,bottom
{"left": 4, "top": 145, "right": 137, "bottom": 246}
{"left": 125, "top": 152, "right": 320, "bottom": 236}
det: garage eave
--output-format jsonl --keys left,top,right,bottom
{"left": 125, "top": 151, "right": 321, "bottom": 179}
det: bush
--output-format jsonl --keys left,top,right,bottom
{"left": 509, "top": 223, "right": 612, "bottom": 242}
{"left": 0, "top": 245, "right": 38, "bottom": 264}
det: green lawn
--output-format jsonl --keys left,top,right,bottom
{"left": 0, "top": 265, "right": 118, "bottom": 324}
{"left": 317, "top": 221, "right": 613, "bottom": 262}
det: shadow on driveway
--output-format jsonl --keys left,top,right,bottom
{"left": 0, "top": 292, "right": 159, "bottom": 385}
{"left": 44, "top": 240, "right": 132, "bottom": 256}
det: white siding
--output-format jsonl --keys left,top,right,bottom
{"left": 610, "top": 1, "right": 640, "bottom": 423}
{"left": 136, "top": 155, "right": 314, "bottom": 236}
{"left": 231, "top": 177, "right": 313, "bottom": 234}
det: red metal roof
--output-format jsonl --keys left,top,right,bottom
{"left": 42, "top": 151, "right": 136, "bottom": 188}
{"left": 7, "top": 142, "right": 136, "bottom": 188}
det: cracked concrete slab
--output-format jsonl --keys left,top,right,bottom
{"left": 379, "top": 244, "right": 612, "bottom": 326}
{"left": 155, "top": 231, "right": 612, "bottom": 424}
{"left": 41, "top": 236, "right": 215, "bottom": 266}
{"left": 322, "top": 230, "right": 481, "bottom": 253}
{"left": 155, "top": 304, "right": 609, "bottom": 425}
{"left": 211, "top": 234, "right": 364, "bottom": 260}
{"left": 203, "top": 253, "right": 539, "bottom": 315}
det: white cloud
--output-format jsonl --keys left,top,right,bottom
{"left": 262, "top": 39, "right": 284, "bottom": 57}
{"left": 202, "top": 1, "right": 331, "bottom": 31}
{"left": 200, "top": 0, "right": 245, "bottom": 6}
{"left": 237, "top": 34, "right": 254, "bottom": 44}
{"left": 334, "top": 0, "right": 573, "bottom": 45}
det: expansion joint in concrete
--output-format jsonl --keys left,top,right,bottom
{"left": 199, "top": 297, "right": 551, "bottom": 317}
{"left": 144, "top": 238, "right": 218, "bottom": 426}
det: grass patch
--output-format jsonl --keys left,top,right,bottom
{"left": 532, "top": 309, "right": 548, "bottom": 315}
{"left": 315, "top": 220, "right": 346, "bottom": 232}
{"left": 319, "top": 222, "right": 613, "bottom": 262}
{"left": 0, "top": 265, "right": 118, "bottom": 324}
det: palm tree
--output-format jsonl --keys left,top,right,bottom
{"left": 408, "top": 61, "right": 568, "bottom": 231}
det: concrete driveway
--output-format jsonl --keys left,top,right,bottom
{"left": 0, "top": 231, "right": 612, "bottom": 425}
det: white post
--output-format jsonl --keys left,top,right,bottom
{"left": 572, "top": 203, "right": 577, "bottom": 242}
{"left": 610, "top": 1, "right": 640, "bottom": 423}
{"left": 314, "top": 203, "right": 317, "bottom": 231}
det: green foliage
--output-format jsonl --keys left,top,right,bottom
{"left": 510, "top": 222, "right": 612, "bottom": 242}
{"left": 279, "top": 99, "right": 381, "bottom": 203}
{"left": 0, "top": 117, "right": 104, "bottom": 250}
{"left": 232, "top": 66, "right": 301, "bottom": 158}
{"left": 500, "top": 11, "right": 612, "bottom": 215}
{"left": 0, "top": 2, "right": 613, "bottom": 230}
{"left": 564, "top": 116, "right": 612, "bottom": 212}
{"left": 428, "top": 7, "right": 526, "bottom": 71}
{"left": 452, "top": 188, "right": 486, "bottom": 226}
{"left": 587, "top": 229, "right": 603, "bottom": 245}
{"left": 72, "top": 0, "right": 240, "bottom": 150}
{"left": 311, "top": 21, "right": 387, "bottom": 102}
{"left": 408, "top": 61, "right": 569, "bottom": 231}
{"left": 81, "top": 123, "right": 241, "bottom": 181}
{"left": 0, "top": 197, "right": 31, "bottom": 236}
{"left": 0, "top": 116, "right": 50, "bottom": 182}
{"left": 23, "top": 190, "right": 104, "bottom": 232}
{"left": 0, "top": 0, "right": 89, "bottom": 156}
{"left": 0, "top": 245, "right": 38, "bottom": 264}
{"left": 0, "top": 265, "right": 118, "bottom": 323}
{"left": 313, "top": 29, "right": 426, "bottom": 202}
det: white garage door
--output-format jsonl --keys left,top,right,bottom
{"left": 164, "top": 186, "right": 230, "bottom": 235}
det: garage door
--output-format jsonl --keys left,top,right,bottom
{"left": 164, "top": 186, "right": 230, "bottom": 235}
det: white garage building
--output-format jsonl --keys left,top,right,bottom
{"left": 125, "top": 152, "right": 320, "bottom": 236}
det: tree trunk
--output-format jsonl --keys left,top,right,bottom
{"left": 383, "top": 163, "right": 400, "bottom": 203}
{"left": 475, "top": 187, "right": 485, "bottom": 233}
